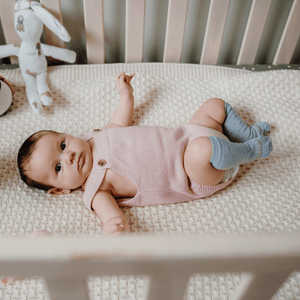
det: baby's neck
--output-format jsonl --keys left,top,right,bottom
{"left": 88, "top": 138, "right": 96, "bottom": 156}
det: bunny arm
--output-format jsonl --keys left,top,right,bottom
{"left": 41, "top": 44, "right": 76, "bottom": 63}
{"left": 0, "top": 44, "right": 20, "bottom": 59}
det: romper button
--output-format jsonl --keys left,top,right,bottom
{"left": 98, "top": 159, "right": 106, "bottom": 166}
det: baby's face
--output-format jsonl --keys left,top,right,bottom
{"left": 26, "top": 133, "right": 93, "bottom": 192}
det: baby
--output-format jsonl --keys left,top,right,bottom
{"left": 18, "top": 72, "right": 273, "bottom": 234}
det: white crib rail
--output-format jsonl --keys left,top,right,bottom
{"left": 125, "top": 0, "right": 145, "bottom": 64}
{"left": 0, "top": 234, "right": 299, "bottom": 300}
{"left": 1, "top": 0, "right": 299, "bottom": 65}
{"left": 200, "top": 0, "right": 231, "bottom": 65}
{"left": 0, "top": 0, "right": 18, "bottom": 64}
{"left": 83, "top": 0, "right": 105, "bottom": 64}
{"left": 237, "top": 0, "right": 273, "bottom": 65}
{"left": 273, "top": 0, "right": 300, "bottom": 64}
{"left": 163, "top": 0, "right": 189, "bottom": 63}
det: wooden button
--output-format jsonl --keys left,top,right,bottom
{"left": 98, "top": 159, "right": 106, "bottom": 166}
{"left": 94, "top": 129, "right": 101, "bottom": 132}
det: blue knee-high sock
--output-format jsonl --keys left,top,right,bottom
{"left": 223, "top": 102, "right": 270, "bottom": 142}
{"left": 209, "top": 136, "right": 273, "bottom": 170}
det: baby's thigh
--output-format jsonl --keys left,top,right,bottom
{"left": 183, "top": 137, "right": 225, "bottom": 186}
{"left": 189, "top": 98, "right": 225, "bottom": 133}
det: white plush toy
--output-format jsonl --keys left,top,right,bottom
{"left": 0, "top": 0, "right": 76, "bottom": 114}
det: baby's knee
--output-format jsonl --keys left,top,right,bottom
{"left": 204, "top": 97, "right": 225, "bottom": 109}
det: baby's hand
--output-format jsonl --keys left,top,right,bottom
{"left": 102, "top": 216, "right": 130, "bottom": 235}
{"left": 115, "top": 72, "right": 135, "bottom": 96}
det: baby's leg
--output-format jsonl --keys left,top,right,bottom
{"left": 189, "top": 98, "right": 225, "bottom": 133}
{"left": 209, "top": 135, "right": 272, "bottom": 170}
{"left": 223, "top": 102, "right": 270, "bottom": 142}
{"left": 184, "top": 135, "right": 273, "bottom": 185}
{"left": 189, "top": 98, "right": 270, "bottom": 141}
{"left": 184, "top": 137, "right": 225, "bottom": 186}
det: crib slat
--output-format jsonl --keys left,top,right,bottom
{"left": 200, "top": 0, "right": 231, "bottom": 65}
{"left": 273, "top": 0, "right": 300, "bottom": 64}
{"left": 146, "top": 272, "right": 190, "bottom": 300}
{"left": 83, "top": 0, "right": 105, "bottom": 64}
{"left": 163, "top": 0, "right": 189, "bottom": 63}
{"left": 125, "top": 0, "right": 145, "bottom": 63}
{"left": 232, "top": 272, "right": 291, "bottom": 300}
{"left": 0, "top": 0, "right": 20, "bottom": 64}
{"left": 44, "top": 277, "right": 89, "bottom": 300}
{"left": 40, "top": 0, "right": 65, "bottom": 49}
{"left": 1, "top": 235, "right": 300, "bottom": 300}
{"left": 237, "top": 0, "right": 272, "bottom": 65}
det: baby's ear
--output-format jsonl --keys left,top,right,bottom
{"left": 47, "top": 187, "right": 71, "bottom": 195}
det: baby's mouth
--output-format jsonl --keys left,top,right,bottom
{"left": 78, "top": 153, "right": 84, "bottom": 170}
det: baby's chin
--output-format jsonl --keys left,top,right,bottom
{"left": 79, "top": 171, "right": 92, "bottom": 190}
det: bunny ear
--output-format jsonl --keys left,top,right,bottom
{"left": 31, "top": 5, "right": 71, "bottom": 42}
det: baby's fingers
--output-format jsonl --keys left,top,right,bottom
{"left": 125, "top": 73, "right": 135, "bottom": 84}
{"left": 107, "top": 224, "right": 126, "bottom": 235}
{"left": 115, "top": 72, "right": 125, "bottom": 84}
{"left": 128, "top": 73, "right": 135, "bottom": 80}
{"left": 117, "top": 72, "right": 125, "bottom": 78}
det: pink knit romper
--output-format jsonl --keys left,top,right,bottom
{"left": 82, "top": 124, "right": 237, "bottom": 211}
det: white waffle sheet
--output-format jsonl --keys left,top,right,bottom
{"left": 0, "top": 64, "right": 299, "bottom": 299}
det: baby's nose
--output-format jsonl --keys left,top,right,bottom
{"left": 63, "top": 151, "right": 75, "bottom": 165}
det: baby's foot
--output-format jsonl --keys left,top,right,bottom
{"left": 252, "top": 122, "right": 271, "bottom": 137}
{"left": 223, "top": 102, "right": 271, "bottom": 142}
{"left": 252, "top": 135, "right": 273, "bottom": 159}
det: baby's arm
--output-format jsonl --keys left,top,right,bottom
{"left": 105, "top": 72, "right": 135, "bottom": 128}
{"left": 92, "top": 191, "right": 130, "bottom": 234}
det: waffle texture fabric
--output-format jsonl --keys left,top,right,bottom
{"left": 0, "top": 64, "right": 299, "bottom": 300}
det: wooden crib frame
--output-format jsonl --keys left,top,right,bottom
{"left": 0, "top": 0, "right": 299, "bottom": 65}
{"left": 0, "top": 1, "right": 300, "bottom": 299}
{"left": 1, "top": 234, "right": 300, "bottom": 300}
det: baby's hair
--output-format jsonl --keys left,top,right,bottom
{"left": 18, "top": 130, "right": 59, "bottom": 191}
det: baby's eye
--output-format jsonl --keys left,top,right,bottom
{"left": 60, "top": 141, "right": 66, "bottom": 151}
{"left": 55, "top": 163, "right": 62, "bottom": 173}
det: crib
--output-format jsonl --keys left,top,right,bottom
{"left": 0, "top": 0, "right": 300, "bottom": 300}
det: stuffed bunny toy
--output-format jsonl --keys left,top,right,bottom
{"left": 0, "top": 0, "right": 76, "bottom": 114}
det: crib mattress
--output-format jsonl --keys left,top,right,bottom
{"left": 0, "top": 63, "right": 299, "bottom": 299}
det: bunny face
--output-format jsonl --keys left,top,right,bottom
{"left": 14, "top": 9, "right": 44, "bottom": 43}
{"left": 14, "top": 0, "right": 71, "bottom": 43}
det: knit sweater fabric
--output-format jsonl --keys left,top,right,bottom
{"left": 83, "top": 124, "right": 237, "bottom": 211}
